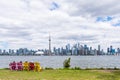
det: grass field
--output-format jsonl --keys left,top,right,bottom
{"left": 0, "top": 69, "right": 120, "bottom": 80}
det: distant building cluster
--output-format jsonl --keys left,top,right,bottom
{"left": 53, "top": 44, "right": 104, "bottom": 55}
{"left": 0, "top": 48, "right": 36, "bottom": 55}
{"left": 0, "top": 44, "right": 120, "bottom": 56}
{"left": 53, "top": 44, "right": 120, "bottom": 56}
{"left": 107, "top": 46, "right": 120, "bottom": 55}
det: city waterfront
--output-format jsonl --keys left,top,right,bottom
{"left": 1, "top": 56, "right": 120, "bottom": 69}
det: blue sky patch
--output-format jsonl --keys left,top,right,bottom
{"left": 50, "top": 2, "right": 59, "bottom": 11}
{"left": 96, "top": 16, "right": 113, "bottom": 22}
{"left": 113, "top": 22, "right": 120, "bottom": 26}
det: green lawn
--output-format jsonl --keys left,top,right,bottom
{"left": 0, "top": 69, "right": 120, "bottom": 80}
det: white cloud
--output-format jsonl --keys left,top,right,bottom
{"left": 0, "top": 0, "right": 120, "bottom": 51}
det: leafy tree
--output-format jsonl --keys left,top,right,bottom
{"left": 63, "top": 57, "right": 71, "bottom": 68}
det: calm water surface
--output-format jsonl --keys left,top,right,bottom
{"left": 0, "top": 56, "right": 120, "bottom": 69}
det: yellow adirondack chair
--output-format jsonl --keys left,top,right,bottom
{"left": 23, "top": 61, "right": 29, "bottom": 71}
{"left": 34, "top": 62, "right": 42, "bottom": 72}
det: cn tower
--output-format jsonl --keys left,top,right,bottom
{"left": 49, "top": 34, "right": 51, "bottom": 55}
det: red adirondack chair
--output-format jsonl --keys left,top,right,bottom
{"left": 9, "top": 61, "right": 16, "bottom": 70}
{"left": 29, "top": 62, "right": 35, "bottom": 71}
{"left": 17, "top": 61, "right": 23, "bottom": 71}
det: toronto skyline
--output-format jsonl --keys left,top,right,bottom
{"left": 0, "top": 0, "right": 120, "bottom": 51}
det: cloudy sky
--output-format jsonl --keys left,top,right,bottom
{"left": 0, "top": 0, "right": 120, "bottom": 51}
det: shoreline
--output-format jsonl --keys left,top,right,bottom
{"left": 1, "top": 67, "right": 120, "bottom": 70}
{"left": 0, "top": 55, "right": 119, "bottom": 56}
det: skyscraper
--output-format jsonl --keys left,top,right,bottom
{"left": 98, "top": 45, "right": 100, "bottom": 55}
{"left": 98, "top": 45, "right": 100, "bottom": 51}
{"left": 110, "top": 45, "right": 113, "bottom": 55}
{"left": 49, "top": 34, "right": 51, "bottom": 55}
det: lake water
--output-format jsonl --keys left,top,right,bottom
{"left": 0, "top": 56, "right": 120, "bottom": 69}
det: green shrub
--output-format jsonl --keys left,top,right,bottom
{"left": 99, "top": 67, "right": 104, "bottom": 70}
{"left": 74, "top": 67, "right": 81, "bottom": 70}
{"left": 63, "top": 57, "right": 71, "bottom": 68}
{"left": 114, "top": 67, "right": 119, "bottom": 70}
{"left": 45, "top": 67, "right": 54, "bottom": 70}
{"left": 3, "top": 68, "right": 9, "bottom": 70}
{"left": 106, "top": 68, "right": 113, "bottom": 70}
{"left": 58, "top": 68, "right": 63, "bottom": 70}
{"left": 85, "top": 68, "right": 91, "bottom": 70}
